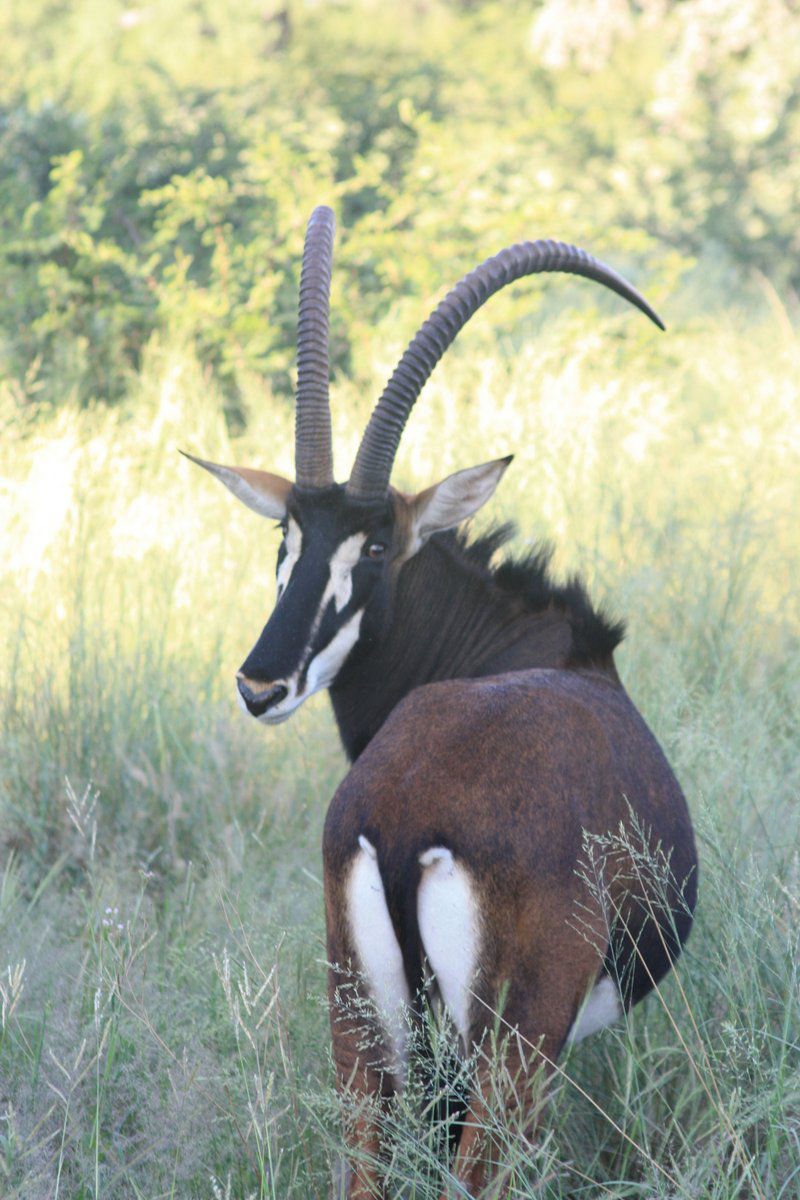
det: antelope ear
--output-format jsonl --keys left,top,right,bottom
{"left": 406, "top": 455, "right": 513, "bottom": 557}
{"left": 180, "top": 451, "right": 291, "bottom": 519}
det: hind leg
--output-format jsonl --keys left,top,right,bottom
{"left": 327, "top": 837, "right": 413, "bottom": 1198}
{"left": 444, "top": 1034, "right": 553, "bottom": 1199}
{"left": 443, "top": 978, "right": 605, "bottom": 1198}
{"left": 417, "top": 853, "right": 608, "bottom": 1197}
{"left": 327, "top": 970, "right": 393, "bottom": 1199}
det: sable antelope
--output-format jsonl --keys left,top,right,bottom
{"left": 187, "top": 207, "right": 697, "bottom": 1197}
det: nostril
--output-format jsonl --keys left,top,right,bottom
{"left": 237, "top": 677, "right": 289, "bottom": 717}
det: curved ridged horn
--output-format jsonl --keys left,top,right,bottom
{"left": 295, "top": 206, "right": 336, "bottom": 489}
{"left": 346, "top": 239, "right": 665, "bottom": 502}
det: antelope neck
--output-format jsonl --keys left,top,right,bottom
{"left": 328, "top": 532, "right": 617, "bottom": 761}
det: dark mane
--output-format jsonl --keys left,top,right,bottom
{"left": 439, "top": 524, "right": 626, "bottom": 665}
{"left": 330, "top": 519, "right": 626, "bottom": 761}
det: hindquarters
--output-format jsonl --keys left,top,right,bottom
{"left": 322, "top": 669, "right": 697, "bottom": 1194}
{"left": 326, "top": 668, "right": 696, "bottom": 1017}
{"left": 323, "top": 824, "right": 615, "bottom": 1197}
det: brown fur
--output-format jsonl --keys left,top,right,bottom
{"left": 323, "top": 670, "right": 696, "bottom": 1196}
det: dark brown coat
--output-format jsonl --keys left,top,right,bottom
{"left": 324, "top": 665, "right": 696, "bottom": 1197}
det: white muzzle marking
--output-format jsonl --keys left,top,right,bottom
{"left": 304, "top": 608, "right": 364, "bottom": 694}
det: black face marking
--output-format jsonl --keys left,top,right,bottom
{"left": 239, "top": 485, "right": 395, "bottom": 692}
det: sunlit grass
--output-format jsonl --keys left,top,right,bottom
{"left": 1, "top": 306, "right": 799, "bottom": 1196}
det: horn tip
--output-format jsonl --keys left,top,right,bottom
{"left": 638, "top": 299, "right": 666, "bottom": 331}
{"left": 179, "top": 449, "right": 216, "bottom": 473}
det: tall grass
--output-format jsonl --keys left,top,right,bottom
{"left": 1, "top": 304, "right": 798, "bottom": 1196}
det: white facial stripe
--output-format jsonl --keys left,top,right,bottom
{"left": 305, "top": 608, "right": 364, "bottom": 694}
{"left": 322, "top": 532, "right": 367, "bottom": 613}
{"left": 347, "top": 836, "right": 411, "bottom": 1082}
{"left": 250, "top": 610, "right": 363, "bottom": 722}
{"left": 289, "top": 534, "right": 366, "bottom": 692}
{"left": 253, "top": 531, "right": 366, "bottom": 723}
{"left": 275, "top": 517, "right": 302, "bottom": 597}
{"left": 417, "top": 847, "right": 481, "bottom": 1051}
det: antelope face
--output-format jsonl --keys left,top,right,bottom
{"left": 186, "top": 204, "right": 661, "bottom": 725}
{"left": 182, "top": 453, "right": 511, "bottom": 724}
{"left": 237, "top": 485, "right": 395, "bottom": 723}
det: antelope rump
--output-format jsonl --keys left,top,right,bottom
{"left": 186, "top": 206, "right": 697, "bottom": 1197}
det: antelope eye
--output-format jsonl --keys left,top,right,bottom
{"left": 365, "top": 542, "right": 386, "bottom": 561}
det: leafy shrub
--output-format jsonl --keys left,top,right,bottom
{"left": 0, "top": 0, "right": 797, "bottom": 409}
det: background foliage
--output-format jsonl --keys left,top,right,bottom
{"left": 2, "top": 0, "right": 799, "bottom": 406}
{"left": 1, "top": 2, "right": 799, "bottom": 1198}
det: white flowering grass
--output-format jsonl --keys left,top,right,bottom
{"left": 1, "top": 306, "right": 798, "bottom": 1196}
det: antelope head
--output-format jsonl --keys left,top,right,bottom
{"left": 184, "top": 207, "right": 663, "bottom": 725}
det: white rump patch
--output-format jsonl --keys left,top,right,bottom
{"left": 347, "top": 836, "right": 411, "bottom": 1081}
{"left": 567, "top": 975, "right": 622, "bottom": 1044}
{"left": 417, "top": 847, "right": 480, "bottom": 1049}
{"left": 276, "top": 518, "right": 302, "bottom": 598}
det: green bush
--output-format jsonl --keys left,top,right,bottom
{"left": 1, "top": 0, "right": 798, "bottom": 406}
